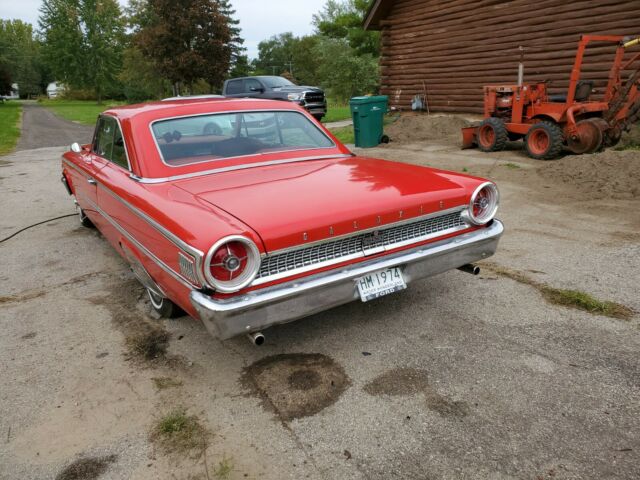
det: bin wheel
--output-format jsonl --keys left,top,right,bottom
{"left": 380, "top": 134, "right": 390, "bottom": 144}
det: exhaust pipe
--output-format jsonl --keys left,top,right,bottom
{"left": 458, "top": 264, "right": 480, "bottom": 275}
{"left": 247, "top": 332, "right": 265, "bottom": 346}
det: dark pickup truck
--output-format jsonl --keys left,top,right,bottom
{"left": 222, "top": 76, "right": 327, "bottom": 121}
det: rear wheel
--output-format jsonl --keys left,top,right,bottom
{"left": 77, "top": 205, "right": 94, "bottom": 228}
{"left": 477, "top": 117, "right": 508, "bottom": 152}
{"left": 147, "top": 289, "right": 183, "bottom": 318}
{"left": 524, "top": 121, "right": 564, "bottom": 160}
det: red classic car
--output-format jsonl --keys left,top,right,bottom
{"left": 61, "top": 98, "right": 503, "bottom": 344}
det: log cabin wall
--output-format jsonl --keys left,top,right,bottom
{"left": 369, "top": 0, "right": 640, "bottom": 113}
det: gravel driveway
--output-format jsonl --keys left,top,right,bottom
{"left": 0, "top": 113, "right": 638, "bottom": 479}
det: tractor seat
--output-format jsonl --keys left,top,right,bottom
{"left": 548, "top": 80, "right": 594, "bottom": 103}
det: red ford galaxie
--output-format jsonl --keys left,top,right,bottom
{"left": 61, "top": 98, "right": 503, "bottom": 344}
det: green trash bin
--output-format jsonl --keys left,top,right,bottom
{"left": 349, "top": 95, "right": 389, "bottom": 148}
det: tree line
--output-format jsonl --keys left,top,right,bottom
{"left": 0, "top": 0, "right": 379, "bottom": 103}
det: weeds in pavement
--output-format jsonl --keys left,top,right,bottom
{"left": 502, "top": 162, "right": 521, "bottom": 169}
{"left": 212, "top": 455, "right": 234, "bottom": 479}
{"left": 152, "top": 376, "right": 183, "bottom": 390}
{"left": 55, "top": 455, "right": 117, "bottom": 480}
{"left": 483, "top": 263, "right": 633, "bottom": 320}
{"left": 151, "top": 408, "right": 209, "bottom": 457}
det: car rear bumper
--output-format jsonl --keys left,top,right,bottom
{"left": 190, "top": 220, "right": 504, "bottom": 340}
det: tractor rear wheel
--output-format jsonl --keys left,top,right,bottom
{"left": 524, "top": 121, "right": 564, "bottom": 160}
{"left": 477, "top": 117, "right": 508, "bottom": 152}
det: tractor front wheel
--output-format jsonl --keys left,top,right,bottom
{"left": 524, "top": 121, "right": 564, "bottom": 160}
{"left": 477, "top": 117, "right": 508, "bottom": 152}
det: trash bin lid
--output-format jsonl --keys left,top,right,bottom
{"left": 349, "top": 95, "right": 388, "bottom": 105}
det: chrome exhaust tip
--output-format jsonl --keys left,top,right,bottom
{"left": 247, "top": 332, "right": 265, "bottom": 346}
{"left": 458, "top": 264, "right": 480, "bottom": 275}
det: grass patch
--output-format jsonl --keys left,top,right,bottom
{"left": 502, "top": 162, "right": 521, "bottom": 169}
{"left": 212, "top": 455, "right": 234, "bottom": 479}
{"left": 151, "top": 408, "right": 209, "bottom": 457}
{"left": 40, "top": 99, "right": 122, "bottom": 125}
{"left": 328, "top": 125, "right": 354, "bottom": 144}
{"left": 323, "top": 103, "right": 351, "bottom": 123}
{"left": 615, "top": 142, "right": 640, "bottom": 151}
{"left": 0, "top": 101, "right": 22, "bottom": 155}
{"left": 152, "top": 376, "right": 183, "bottom": 390}
{"left": 484, "top": 263, "right": 633, "bottom": 320}
{"left": 540, "top": 287, "right": 632, "bottom": 319}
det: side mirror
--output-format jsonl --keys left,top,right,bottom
{"left": 70, "top": 142, "right": 82, "bottom": 153}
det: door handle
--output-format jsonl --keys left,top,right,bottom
{"left": 87, "top": 178, "right": 97, "bottom": 185}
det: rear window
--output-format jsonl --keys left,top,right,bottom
{"left": 151, "top": 111, "right": 335, "bottom": 166}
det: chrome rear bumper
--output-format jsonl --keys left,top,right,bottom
{"left": 191, "top": 220, "right": 504, "bottom": 340}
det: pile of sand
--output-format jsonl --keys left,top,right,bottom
{"left": 385, "top": 113, "right": 470, "bottom": 145}
{"left": 538, "top": 150, "right": 640, "bottom": 200}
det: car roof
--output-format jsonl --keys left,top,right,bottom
{"left": 102, "top": 97, "right": 295, "bottom": 121}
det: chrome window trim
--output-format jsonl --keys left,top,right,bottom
{"left": 62, "top": 158, "right": 206, "bottom": 287}
{"left": 148, "top": 109, "right": 338, "bottom": 168}
{"left": 250, "top": 206, "right": 470, "bottom": 287}
{"left": 129, "top": 154, "right": 353, "bottom": 184}
{"left": 93, "top": 114, "right": 133, "bottom": 171}
{"left": 79, "top": 194, "right": 196, "bottom": 290}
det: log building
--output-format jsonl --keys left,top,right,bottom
{"left": 364, "top": 0, "right": 640, "bottom": 113}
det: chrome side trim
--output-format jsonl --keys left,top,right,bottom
{"left": 62, "top": 158, "right": 206, "bottom": 287}
{"left": 129, "top": 154, "right": 353, "bottom": 184}
{"left": 79, "top": 194, "right": 196, "bottom": 289}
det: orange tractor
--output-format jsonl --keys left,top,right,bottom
{"left": 462, "top": 35, "right": 640, "bottom": 159}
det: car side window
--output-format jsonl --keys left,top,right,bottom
{"left": 93, "top": 116, "right": 129, "bottom": 170}
{"left": 111, "top": 125, "right": 128, "bottom": 169}
{"left": 244, "top": 78, "right": 263, "bottom": 92}
{"left": 226, "top": 80, "right": 243, "bottom": 94}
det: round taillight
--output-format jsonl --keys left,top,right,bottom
{"left": 204, "top": 236, "right": 260, "bottom": 293}
{"left": 464, "top": 182, "right": 499, "bottom": 225}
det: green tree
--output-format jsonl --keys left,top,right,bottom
{"left": 0, "top": 20, "right": 47, "bottom": 97}
{"left": 314, "top": 37, "right": 378, "bottom": 101}
{"left": 39, "top": 0, "right": 125, "bottom": 102}
{"left": 118, "top": 46, "right": 170, "bottom": 101}
{"left": 136, "top": 0, "right": 231, "bottom": 95}
{"left": 217, "top": 0, "right": 245, "bottom": 74}
{"left": 313, "top": 0, "right": 380, "bottom": 57}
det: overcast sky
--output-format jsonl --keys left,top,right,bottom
{"left": 0, "top": 0, "right": 327, "bottom": 58}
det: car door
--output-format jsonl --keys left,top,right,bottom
{"left": 68, "top": 117, "right": 110, "bottom": 226}
{"left": 243, "top": 78, "right": 266, "bottom": 98}
{"left": 224, "top": 79, "right": 245, "bottom": 98}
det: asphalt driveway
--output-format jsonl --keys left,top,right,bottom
{"left": 0, "top": 113, "right": 638, "bottom": 479}
{"left": 16, "top": 102, "right": 94, "bottom": 151}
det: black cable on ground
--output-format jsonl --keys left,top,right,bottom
{"left": 0, "top": 213, "right": 77, "bottom": 244}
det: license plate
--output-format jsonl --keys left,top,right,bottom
{"left": 356, "top": 267, "right": 406, "bottom": 302}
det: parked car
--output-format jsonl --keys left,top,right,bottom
{"left": 61, "top": 98, "right": 503, "bottom": 344}
{"left": 222, "top": 76, "right": 327, "bottom": 121}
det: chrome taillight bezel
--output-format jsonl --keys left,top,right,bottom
{"left": 204, "top": 235, "right": 261, "bottom": 293}
{"left": 462, "top": 182, "right": 499, "bottom": 226}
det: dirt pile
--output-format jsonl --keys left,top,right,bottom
{"left": 385, "top": 113, "right": 470, "bottom": 145}
{"left": 538, "top": 150, "right": 640, "bottom": 200}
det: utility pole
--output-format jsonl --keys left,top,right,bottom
{"left": 269, "top": 65, "right": 278, "bottom": 75}
{"left": 285, "top": 61, "right": 294, "bottom": 76}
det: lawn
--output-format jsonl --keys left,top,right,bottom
{"left": 328, "top": 125, "right": 355, "bottom": 144}
{"left": 322, "top": 103, "right": 351, "bottom": 123}
{"left": 0, "top": 101, "right": 22, "bottom": 155}
{"left": 40, "top": 99, "right": 122, "bottom": 125}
